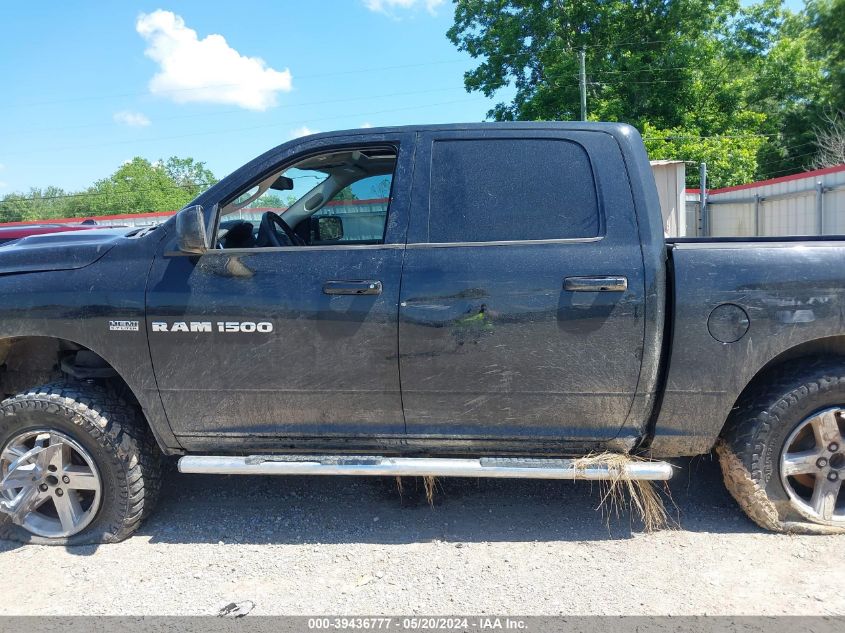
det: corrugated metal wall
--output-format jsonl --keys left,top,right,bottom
{"left": 688, "top": 165, "right": 845, "bottom": 237}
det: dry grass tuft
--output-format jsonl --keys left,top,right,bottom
{"left": 573, "top": 452, "right": 675, "bottom": 532}
{"left": 394, "top": 475, "right": 440, "bottom": 506}
{"left": 423, "top": 475, "right": 438, "bottom": 506}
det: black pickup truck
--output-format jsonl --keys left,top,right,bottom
{"left": 1, "top": 122, "right": 844, "bottom": 544}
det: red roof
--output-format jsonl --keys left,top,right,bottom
{"left": 686, "top": 164, "right": 845, "bottom": 195}
{"left": 0, "top": 210, "right": 175, "bottom": 227}
{"left": 0, "top": 197, "right": 392, "bottom": 228}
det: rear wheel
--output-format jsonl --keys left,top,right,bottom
{"left": 718, "top": 362, "right": 845, "bottom": 534}
{"left": 0, "top": 382, "right": 162, "bottom": 544}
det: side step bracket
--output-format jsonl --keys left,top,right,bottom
{"left": 178, "top": 455, "right": 673, "bottom": 481}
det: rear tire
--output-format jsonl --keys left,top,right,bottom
{"left": 718, "top": 361, "right": 845, "bottom": 534}
{"left": 0, "top": 382, "right": 162, "bottom": 545}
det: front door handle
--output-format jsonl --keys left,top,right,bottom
{"left": 323, "top": 280, "right": 382, "bottom": 295}
{"left": 564, "top": 276, "right": 628, "bottom": 292}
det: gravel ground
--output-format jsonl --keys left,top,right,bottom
{"left": 0, "top": 455, "right": 843, "bottom": 616}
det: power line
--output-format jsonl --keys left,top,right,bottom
{"left": 760, "top": 160, "right": 824, "bottom": 179}
{"left": 603, "top": 78, "right": 690, "bottom": 85}
{"left": 0, "top": 97, "right": 484, "bottom": 157}
{"left": 757, "top": 150, "right": 820, "bottom": 170}
{"left": 0, "top": 181, "right": 214, "bottom": 207}
{"left": 0, "top": 60, "right": 471, "bottom": 110}
{"left": 3, "top": 140, "right": 819, "bottom": 207}
{"left": 587, "top": 65, "right": 699, "bottom": 75}
{"left": 583, "top": 39, "right": 673, "bottom": 50}
{"left": 4, "top": 86, "right": 470, "bottom": 138}
{"left": 643, "top": 134, "right": 772, "bottom": 140}
{"left": 0, "top": 171, "right": 325, "bottom": 207}
{"left": 0, "top": 40, "right": 681, "bottom": 111}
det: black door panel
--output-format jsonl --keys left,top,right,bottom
{"left": 399, "top": 242, "right": 645, "bottom": 438}
{"left": 146, "top": 247, "right": 405, "bottom": 436}
{"left": 399, "top": 130, "right": 646, "bottom": 440}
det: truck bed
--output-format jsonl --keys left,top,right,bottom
{"left": 648, "top": 236, "right": 845, "bottom": 456}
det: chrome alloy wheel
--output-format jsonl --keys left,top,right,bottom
{"left": 0, "top": 430, "right": 102, "bottom": 538}
{"left": 780, "top": 407, "right": 845, "bottom": 525}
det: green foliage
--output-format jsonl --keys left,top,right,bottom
{"left": 447, "top": 0, "right": 843, "bottom": 185}
{"left": 246, "top": 193, "right": 289, "bottom": 209}
{"left": 807, "top": 0, "right": 845, "bottom": 111}
{"left": 643, "top": 123, "right": 767, "bottom": 188}
{"left": 448, "top": 0, "right": 761, "bottom": 127}
{"left": 334, "top": 187, "right": 358, "bottom": 201}
{"left": 0, "top": 156, "right": 217, "bottom": 223}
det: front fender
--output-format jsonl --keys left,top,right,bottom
{"left": 0, "top": 232, "right": 181, "bottom": 453}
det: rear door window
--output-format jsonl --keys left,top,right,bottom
{"left": 428, "top": 138, "right": 600, "bottom": 243}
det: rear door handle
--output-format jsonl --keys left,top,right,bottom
{"left": 322, "top": 280, "right": 382, "bottom": 295}
{"left": 564, "top": 276, "right": 628, "bottom": 292}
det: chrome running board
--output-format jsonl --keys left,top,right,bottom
{"left": 178, "top": 455, "right": 673, "bottom": 481}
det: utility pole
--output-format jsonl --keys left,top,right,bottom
{"left": 699, "top": 162, "right": 708, "bottom": 236}
{"left": 579, "top": 46, "right": 587, "bottom": 121}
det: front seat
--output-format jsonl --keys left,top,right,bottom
{"left": 222, "top": 221, "right": 256, "bottom": 249}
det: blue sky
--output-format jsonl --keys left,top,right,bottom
{"left": 0, "top": 0, "right": 805, "bottom": 195}
{"left": 0, "top": 1, "right": 499, "bottom": 193}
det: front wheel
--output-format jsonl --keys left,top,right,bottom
{"left": 0, "top": 382, "right": 162, "bottom": 544}
{"left": 718, "top": 362, "right": 845, "bottom": 534}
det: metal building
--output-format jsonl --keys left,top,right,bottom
{"left": 686, "top": 164, "right": 845, "bottom": 237}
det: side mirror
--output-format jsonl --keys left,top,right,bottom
{"left": 312, "top": 215, "right": 344, "bottom": 242}
{"left": 175, "top": 205, "right": 210, "bottom": 254}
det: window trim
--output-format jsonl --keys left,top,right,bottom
{"left": 200, "top": 243, "right": 405, "bottom": 255}
{"left": 405, "top": 236, "right": 603, "bottom": 248}
{"left": 426, "top": 135, "right": 605, "bottom": 245}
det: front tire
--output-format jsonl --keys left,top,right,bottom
{"left": 718, "top": 361, "right": 845, "bottom": 534}
{"left": 0, "top": 382, "right": 162, "bottom": 544}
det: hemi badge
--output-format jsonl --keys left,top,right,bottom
{"left": 109, "top": 320, "right": 139, "bottom": 332}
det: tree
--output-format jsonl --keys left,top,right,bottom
{"left": 0, "top": 186, "right": 88, "bottom": 222}
{"left": 812, "top": 110, "right": 845, "bottom": 168}
{"left": 749, "top": 7, "right": 829, "bottom": 178}
{"left": 334, "top": 187, "right": 358, "bottom": 201}
{"left": 0, "top": 156, "right": 217, "bottom": 222}
{"left": 162, "top": 156, "right": 217, "bottom": 199}
{"left": 448, "top": 1, "right": 773, "bottom": 126}
{"left": 643, "top": 122, "right": 767, "bottom": 188}
{"left": 247, "top": 193, "right": 289, "bottom": 209}
{"left": 807, "top": 0, "right": 845, "bottom": 111}
{"left": 446, "top": 0, "right": 829, "bottom": 185}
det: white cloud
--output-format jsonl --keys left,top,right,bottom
{"left": 114, "top": 110, "right": 151, "bottom": 127}
{"left": 360, "top": 122, "right": 373, "bottom": 128}
{"left": 0, "top": 181, "right": 7, "bottom": 189}
{"left": 136, "top": 10, "right": 293, "bottom": 111}
{"left": 290, "top": 126, "right": 318, "bottom": 138}
{"left": 364, "top": 0, "right": 444, "bottom": 15}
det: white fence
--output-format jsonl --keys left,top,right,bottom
{"left": 686, "top": 164, "right": 845, "bottom": 237}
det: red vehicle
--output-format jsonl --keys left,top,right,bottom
{"left": 0, "top": 222, "right": 103, "bottom": 245}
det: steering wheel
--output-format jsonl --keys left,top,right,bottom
{"left": 258, "top": 211, "right": 305, "bottom": 247}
